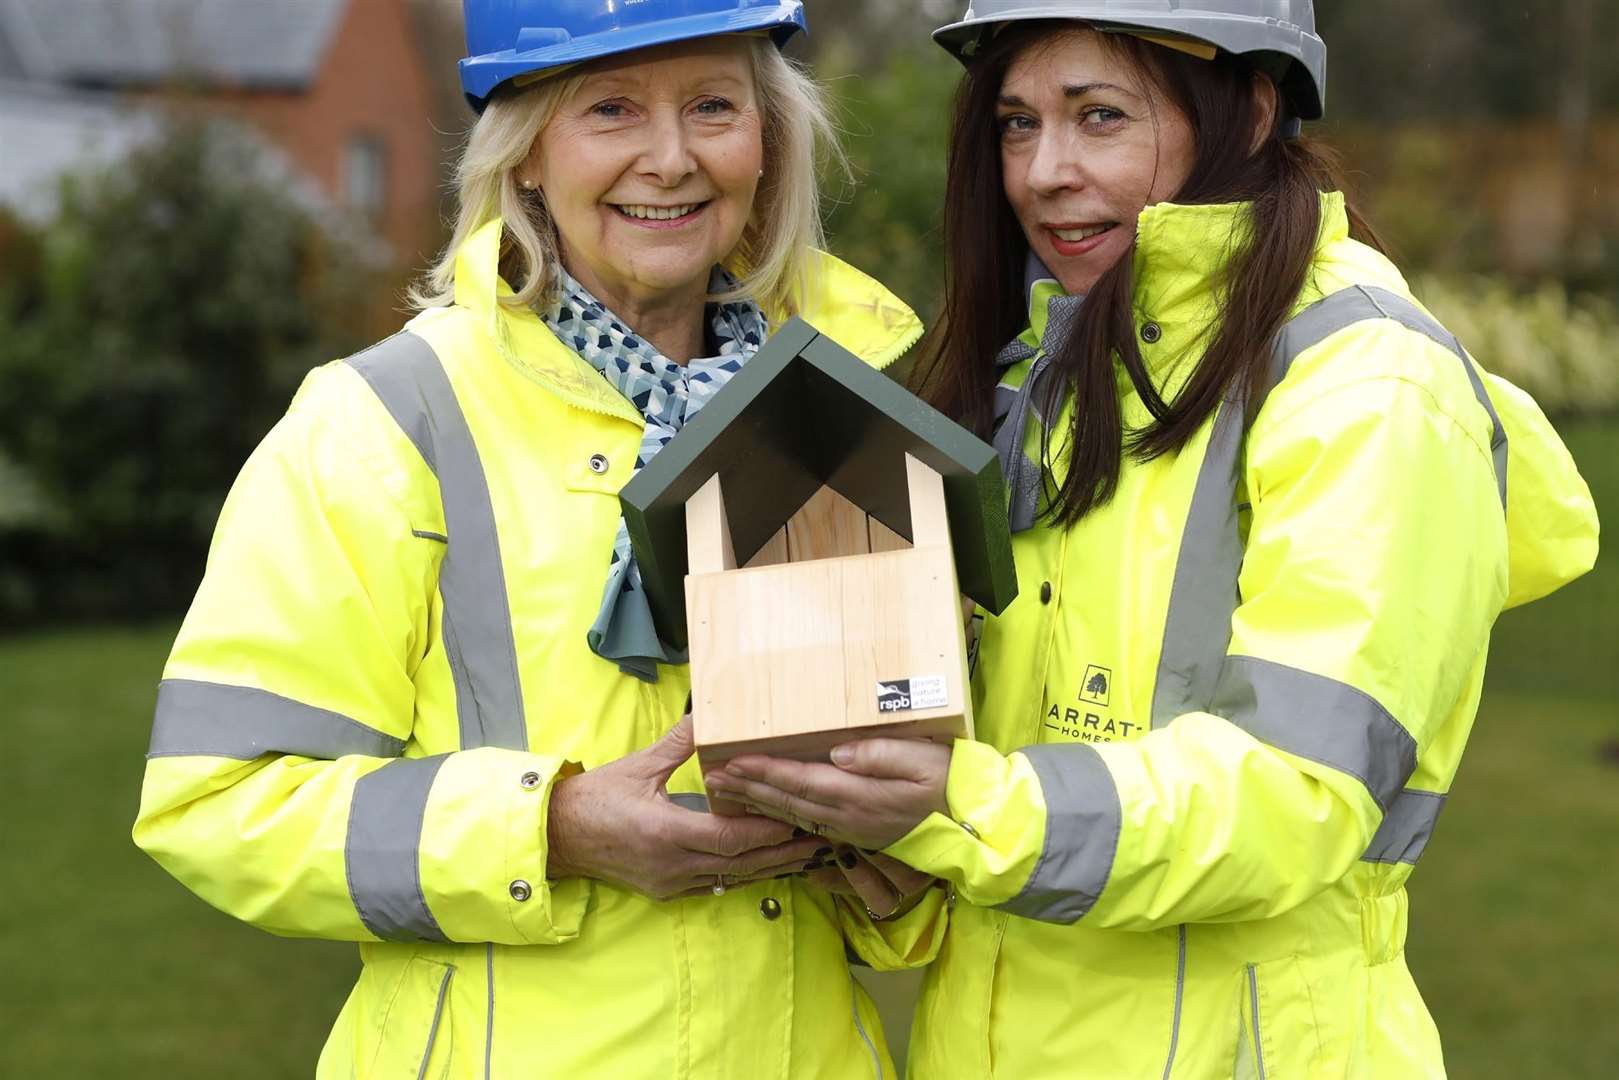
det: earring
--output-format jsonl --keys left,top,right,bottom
{"left": 757, "top": 168, "right": 765, "bottom": 178}
{"left": 520, "top": 177, "right": 536, "bottom": 190}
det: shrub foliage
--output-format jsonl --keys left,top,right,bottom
{"left": 0, "top": 121, "right": 376, "bottom": 624}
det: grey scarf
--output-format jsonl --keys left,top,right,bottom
{"left": 992, "top": 253, "right": 1084, "bottom": 533}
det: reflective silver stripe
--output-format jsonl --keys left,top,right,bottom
{"left": 484, "top": 943, "right": 496, "bottom": 1080}
{"left": 1211, "top": 656, "right": 1414, "bottom": 812}
{"left": 1271, "top": 284, "right": 1507, "bottom": 507}
{"left": 998, "top": 743, "right": 1122, "bottom": 923}
{"left": 1153, "top": 285, "right": 1506, "bottom": 730}
{"left": 346, "top": 755, "right": 450, "bottom": 942}
{"left": 849, "top": 971, "right": 884, "bottom": 1079}
{"left": 1361, "top": 788, "right": 1446, "bottom": 864}
{"left": 417, "top": 966, "right": 454, "bottom": 1080}
{"left": 1151, "top": 284, "right": 1501, "bottom": 802}
{"left": 147, "top": 679, "right": 405, "bottom": 760}
{"left": 1149, "top": 398, "right": 1246, "bottom": 728}
{"left": 1161, "top": 924, "right": 1186, "bottom": 1080}
{"left": 347, "top": 333, "right": 528, "bottom": 752}
{"left": 1246, "top": 964, "right": 1267, "bottom": 1079}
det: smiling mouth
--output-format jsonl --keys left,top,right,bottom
{"left": 1051, "top": 223, "right": 1118, "bottom": 242}
{"left": 613, "top": 202, "right": 708, "bottom": 222}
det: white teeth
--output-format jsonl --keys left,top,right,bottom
{"left": 617, "top": 203, "right": 700, "bottom": 221}
{"left": 1054, "top": 223, "right": 1115, "bottom": 242}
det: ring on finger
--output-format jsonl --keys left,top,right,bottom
{"left": 712, "top": 874, "right": 727, "bottom": 896}
{"left": 864, "top": 880, "right": 905, "bottom": 921}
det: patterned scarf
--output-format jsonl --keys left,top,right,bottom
{"left": 992, "top": 252, "right": 1084, "bottom": 532}
{"left": 541, "top": 264, "right": 768, "bottom": 682}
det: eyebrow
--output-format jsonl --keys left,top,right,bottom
{"left": 997, "top": 82, "right": 1138, "bottom": 108}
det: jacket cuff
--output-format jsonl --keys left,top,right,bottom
{"left": 883, "top": 739, "right": 1048, "bottom": 908}
{"left": 418, "top": 748, "right": 590, "bottom": 945}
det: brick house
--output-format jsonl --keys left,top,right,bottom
{"left": 0, "top": 0, "right": 449, "bottom": 263}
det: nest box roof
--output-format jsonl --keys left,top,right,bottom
{"left": 621, "top": 318, "right": 1017, "bottom": 647}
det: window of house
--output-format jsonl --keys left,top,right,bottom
{"left": 344, "top": 134, "right": 387, "bottom": 218}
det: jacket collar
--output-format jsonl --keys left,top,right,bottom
{"left": 452, "top": 217, "right": 923, "bottom": 423}
{"left": 1131, "top": 191, "right": 1349, "bottom": 328}
{"left": 1019, "top": 192, "right": 1350, "bottom": 389}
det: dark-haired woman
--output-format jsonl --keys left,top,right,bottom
{"left": 703, "top": 3, "right": 1600, "bottom": 1075}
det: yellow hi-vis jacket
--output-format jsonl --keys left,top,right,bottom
{"left": 133, "top": 217, "right": 938, "bottom": 1079}
{"left": 889, "top": 193, "right": 1599, "bottom": 1079}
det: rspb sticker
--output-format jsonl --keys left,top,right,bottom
{"left": 876, "top": 675, "right": 948, "bottom": 713}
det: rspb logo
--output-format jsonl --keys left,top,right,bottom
{"left": 876, "top": 680, "right": 914, "bottom": 712}
{"left": 876, "top": 675, "right": 948, "bottom": 713}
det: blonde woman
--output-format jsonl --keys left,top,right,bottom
{"left": 133, "top": 3, "right": 937, "bottom": 1076}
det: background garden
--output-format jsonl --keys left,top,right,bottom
{"left": 2, "top": 2, "right": 1614, "bottom": 1076}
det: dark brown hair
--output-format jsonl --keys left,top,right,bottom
{"left": 912, "top": 23, "right": 1383, "bottom": 526}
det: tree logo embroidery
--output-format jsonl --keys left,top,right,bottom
{"left": 1079, "top": 665, "right": 1112, "bottom": 707}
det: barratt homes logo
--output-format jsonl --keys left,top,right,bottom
{"left": 876, "top": 675, "right": 948, "bottom": 713}
{"left": 1079, "top": 664, "right": 1112, "bottom": 707}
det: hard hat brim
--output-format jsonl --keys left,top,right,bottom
{"left": 461, "top": 6, "right": 806, "bottom": 111}
{"left": 932, "top": 6, "right": 1325, "bottom": 121}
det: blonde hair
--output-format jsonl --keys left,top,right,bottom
{"left": 410, "top": 37, "right": 844, "bottom": 316}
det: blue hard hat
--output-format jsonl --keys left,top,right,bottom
{"left": 460, "top": 0, "right": 808, "bottom": 111}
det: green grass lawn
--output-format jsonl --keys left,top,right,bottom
{"left": 3, "top": 418, "right": 1612, "bottom": 1078}
{"left": 0, "top": 625, "right": 357, "bottom": 1077}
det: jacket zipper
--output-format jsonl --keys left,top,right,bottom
{"left": 873, "top": 321, "right": 926, "bottom": 374}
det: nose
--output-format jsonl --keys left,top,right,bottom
{"left": 1024, "top": 127, "right": 1083, "bottom": 198}
{"left": 640, "top": 108, "right": 697, "bottom": 187}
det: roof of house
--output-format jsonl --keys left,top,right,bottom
{"left": 0, "top": 0, "right": 348, "bottom": 89}
{"left": 0, "top": 78, "right": 155, "bottom": 219}
{"left": 621, "top": 319, "right": 1018, "bottom": 648}
{"left": 0, "top": 77, "right": 366, "bottom": 245}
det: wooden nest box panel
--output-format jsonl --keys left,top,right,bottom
{"left": 620, "top": 319, "right": 1016, "bottom": 804}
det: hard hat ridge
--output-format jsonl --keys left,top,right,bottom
{"left": 459, "top": 0, "right": 807, "bottom": 111}
{"left": 934, "top": 0, "right": 1327, "bottom": 121}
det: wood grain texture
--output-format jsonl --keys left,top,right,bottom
{"left": 686, "top": 550, "right": 972, "bottom": 751}
{"left": 868, "top": 517, "right": 911, "bottom": 553}
{"left": 785, "top": 485, "right": 873, "bottom": 561}
{"left": 905, "top": 454, "right": 951, "bottom": 550}
{"left": 685, "top": 474, "right": 735, "bottom": 575}
{"left": 744, "top": 527, "right": 790, "bottom": 569}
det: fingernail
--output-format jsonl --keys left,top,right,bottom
{"left": 838, "top": 850, "right": 858, "bottom": 870}
{"left": 830, "top": 744, "right": 854, "bottom": 766}
{"left": 814, "top": 846, "right": 833, "bottom": 858}
{"left": 803, "top": 859, "right": 826, "bottom": 871}
{"left": 791, "top": 827, "right": 809, "bottom": 839}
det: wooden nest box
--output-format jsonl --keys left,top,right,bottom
{"left": 621, "top": 319, "right": 1016, "bottom": 808}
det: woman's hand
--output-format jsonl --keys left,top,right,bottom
{"left": 547, "top": 718, "right": 827, "bottom": 901}
{"left": 704, "top": 737, "right": 953, "bottom": 851}
{"left": 808, "top": 847, "right": 939, "bottom": 920}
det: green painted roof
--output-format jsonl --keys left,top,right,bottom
{"left": 621, "top": 318, "right": 1018, "bottom": 649}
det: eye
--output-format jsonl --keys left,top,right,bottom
{"left": 590, "top": 101, "right": 627, "bottom": 118}
{"left": 1079, "top": 106, "right": 1128, "bottom": 129}
{"left": 695, "top": 97, "right": 734, "bottom": 116}
{"left": 997, "top": 114, "right": 1037, "bottom": 135}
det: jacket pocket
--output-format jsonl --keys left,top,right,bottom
{"left": 1235, "top": 957, "right": 1323, "bottom": 1080}
{"left": 365, "top": 956, "right": 456, "bottom": 1080}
